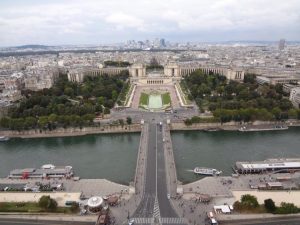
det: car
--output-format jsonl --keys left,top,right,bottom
{"left": 167, "top": 193, "right": 171, "bottom": 199}
{"left": 128, "top": 218, "right": 135, "bottom": 225}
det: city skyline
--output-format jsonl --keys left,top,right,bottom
{"left": 0, "top": 0, "right": 299, "bottom": 46}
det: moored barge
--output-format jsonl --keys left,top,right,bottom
{"left": 235, "top": 158, "right": 300, "bottom": 174}
{"left": 8, "top": 164, "right": 74, "bottom": 179}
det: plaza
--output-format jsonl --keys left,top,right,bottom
{"left": 127, "top": 63, "right": 194, "bottom": 111}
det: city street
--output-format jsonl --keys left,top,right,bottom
{"left": 0, "top": 218, "right": 94, "bottom": 225}
{"left": 221, "top": 217, "right": 300, "bottom": 225}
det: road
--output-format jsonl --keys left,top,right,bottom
{"left": 0, "top": 218, "right": 94, "bottom": 225}
{"left": 221, "top": 217, "right": 300, "bottom": 225}
{"left": 132, "top": 122, "right": 185, "bottom": 224}
{"left": 132, "top": 123, "right": 157, "bottom": 218}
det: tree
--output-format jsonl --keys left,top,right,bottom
{"left": 38, "top": 116, "right": 49, "bottom": 129}
{"left": 276, "top": 202, "right": 300, "bottom": 214}
{"left": 104, "top": 107, "right": 110, "bottom": 114}
{"left": 64, "top": 87, "right": 74, "bottom": 97}
{"left": 24, "top": 117, "right": 37, "bottom": 129}
{"left": 264, "top": 199, "right": 276, "bottom": 212}
{"left": 241, "top": 194, "right": 259, "bottom": 208}
{"left": 288, "top": 109, "right": 298, "bottom": 119}
{"left": 126, "top": 117, "right": 132, "bottom": 125}
{"left": 0, "top": 117, "right": 10, "bottom": 128}
{"left": 112, "top": 90, "right": 118, "bottom": 101}
{"left": 119, "top": 119, "right": 124, "bottom": 127}
{"left": 38, "top": 195, "right": 57, "bottom": 211}
{"left": 272, "top": 107, "right": 282, "bottom": 120}
{"left": 70, "top": 202, "right": 79, "bottom": 213}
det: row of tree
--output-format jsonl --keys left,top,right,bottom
{"left": 183, "top": 70, "right": 294, "bottom": 122}
{"left": 234, "top": 194, "right": 300, "bottom": 214}
{"left": 104, "top": 60, "right": 131, "bottom": 67}
{"left": 1, "top": 72, "right": 129, "bottom": 130}
{"left": 0, "top": 114, "right": 95, "bottom": 130}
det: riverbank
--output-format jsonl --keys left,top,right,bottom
{"left": 0, "top": 124, "right": 141, "bottom": 139}
{"left": 171, "top": 120, "right": 300, "bottom": 131}
{"left": 2, "top": 120, "right": 300, "bottom": 139}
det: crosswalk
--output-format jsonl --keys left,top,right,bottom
{"left": 130, "top": 217, "right": 185, "bottom": 224}
{"left": 159, "top": 217, "right": 186, "bottom": 224}
{"left": 153, "top": 197, "right": 161, "bottom": 219}
{"left": 131, "top": 218, "right": 154, "bottom": 224}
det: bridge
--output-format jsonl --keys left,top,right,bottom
{"left": 131, "top": 121, "right": 186, "bottom": 225}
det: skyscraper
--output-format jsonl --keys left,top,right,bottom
{"left": 159, "top": 38, "right": 166, "bottom": 48}
{"left": 279, "top": 39, "right": 286, "bottom": 50}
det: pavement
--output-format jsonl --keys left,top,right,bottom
{"left": 0, "top": 218, "right": 94, "bottom": 225}
{"left": 221, "top": 217, "right": 300, "bottom": 225}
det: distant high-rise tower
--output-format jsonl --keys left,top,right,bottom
{"left": 159, "top": 38, "right": 166, "bottom": 47}
{"left": 279, "top": 39, "right": 286, "bottom": 50}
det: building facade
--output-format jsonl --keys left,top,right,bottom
{"left": 290, "top": 87, "right": 300, "bottom": 108}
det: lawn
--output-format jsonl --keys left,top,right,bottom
{"left": 139, "top": 92, "right": 149, "bottom": 106}
{"left": 0, "top": 202, "right": 73, "bottom": 213}
{"left": 162, "top": 92, "right": 171, "bottom": 105}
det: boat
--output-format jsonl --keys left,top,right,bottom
{"left": 0, "top": 136, "right": 10, "bottom": 141}
{"left": 204, "top": 127, "right": 223, "bottom": 132}
{"left": 194, "top": 167, "right": 222, "bottom": 176}
{"left": 8, "top": 164, "right": 74, "bottom": 179}
{"left": 235, "top": 158, "right": 300, "bottom": 174}
{"left": 239, "top": 125, "right": 288, "bottom": 132}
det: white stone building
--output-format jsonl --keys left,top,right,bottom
{"left": 290, "top": 87, "right": 300, "bottom": 108}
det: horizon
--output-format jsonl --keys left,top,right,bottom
{"left": 2, "top": 39, "right": 300, "bottom": 49}
{"left": 0, "top": 0, "right": 299, "bottom": 46}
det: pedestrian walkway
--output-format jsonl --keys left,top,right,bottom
{"left": 159, "top": 217, "right": 186, "bottom": 224}
{"left": 131, "top": 217, "right": 154, "bottom": 224}
{"left": 153, "top": 197, "right": 161, "bottom": 219}
{"left": 131, "top": 217, "right": 186, "bottom": 224}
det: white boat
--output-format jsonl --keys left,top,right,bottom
{"left": 239, "top": 125, "right": 288, "bottom": 132}
{"left": 41, "top": 164, "right": 56, "bottom": 169}
{"left": 0, "top": 136, "right": 9, "bottom": 142}
{"left": 194, "top": 167, "right": 222, "bottom": 176}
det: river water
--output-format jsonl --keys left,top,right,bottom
{"left": 1, "top": 128, "right": 300, "bottom": 185}
{"left": 0, "top": 133, "right": 140, "bottom": 184}
{"left": 171, "top": 127, "right": 300, "bottom": 183}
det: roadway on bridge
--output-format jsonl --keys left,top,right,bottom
{"left": 132, "top": 122, "right": 185, "bottom": 225}
{"left": 132, "top": 123, "right": 156, "bottom": 218}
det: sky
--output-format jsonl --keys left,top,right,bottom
{"left": 0, "top": 0, "right": 299, "bottom": 46}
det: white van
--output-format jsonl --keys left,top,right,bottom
{"left": 210, "top": 218, "right": 218, "bottom": 225}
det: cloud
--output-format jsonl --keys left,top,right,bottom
{"left": 105, "top": 13, "right": 144, "bottom": 30}
{"left": 0, "top": 0, "right": 299, "bottom": 46}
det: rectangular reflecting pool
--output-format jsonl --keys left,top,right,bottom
{"left": 148, "top": 94, "right": 163, "bottom": 109}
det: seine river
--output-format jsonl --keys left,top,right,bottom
{"left": 0, "top": 133, "right": 140, "bottom": 184}
{"left": 1, "top": 128, "right": 300, "bottom": 185}
{"left": 172, "top": 127, "right": 300, "bottom": 183}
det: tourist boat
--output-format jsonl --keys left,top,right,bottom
{"left": 204, "top": 127, "right": 223, "bottom": 132}
{"left": 8, "top": 164, "right": 74, "bottom": 179}
{"left": 235, "top": 158, "right": 300, "bottom": 174}
{"left": 0, "top": 136, "right": 10, "bottom": 141}
{"left": 239, "top": 125, "right": 288, "bottom": 132}
{"left": 193, "top": 167, "right": 222, "bottom": 176}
